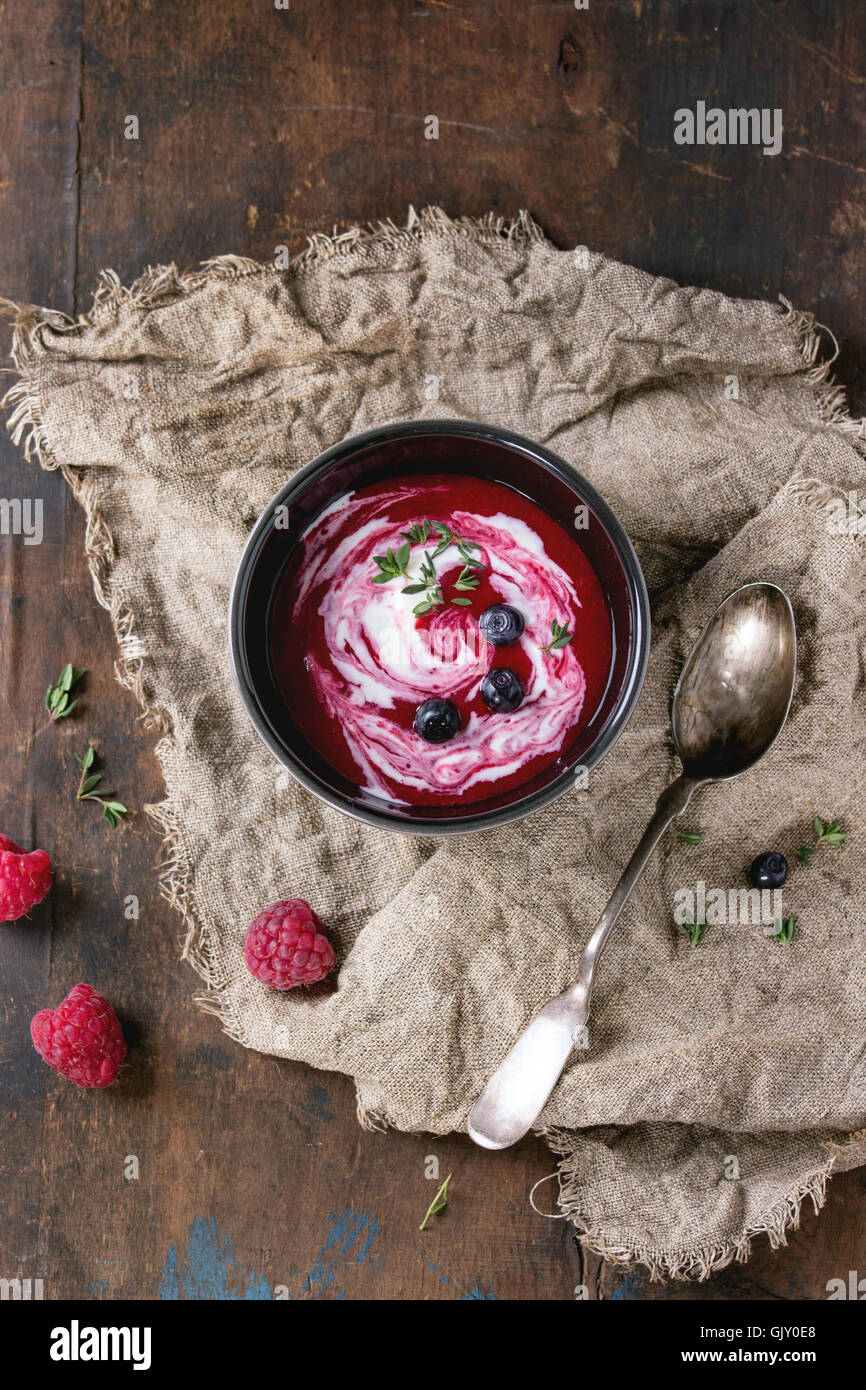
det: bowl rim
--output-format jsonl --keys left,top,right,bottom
{"left": 229, "top": 417, "right": 650, "bottom": 835}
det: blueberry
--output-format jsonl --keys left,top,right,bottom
{"left": 479, "top": 604, "right": 525, "bottom": 647}
{"left": 749, "top": 852, "right": 788, "bottom": 889}
{"left": 481, "top": 668, "right": 524, "bottom": 713}
{"left": 414, "top": 697, "right": 460, "bottom": 743}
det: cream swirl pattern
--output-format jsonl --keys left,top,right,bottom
{"left": 291, "top": 487, "right": 587, "bottom": 801}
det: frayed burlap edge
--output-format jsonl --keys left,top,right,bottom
{"left": 0, "top": 204, "right": 546, "bottom": 351}
{"left": 543, "top": 1126, "right": 835, "bottom": 1283}
{"left": 544, "top": 1127, "right": 866, "bottom": 1283}
{"left": 3, "top": 206, "right": 865, "bottom": 1280}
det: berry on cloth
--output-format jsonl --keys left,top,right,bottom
{"left": 749, "top": 851, "right": 788, "bottom": 889}
{"left": 31, "top": 983, "right": 127, "bottom": 1088}
{"left": 0, "top": 833, "right": 52, "bottom": 922}
{"left": 244, "top": 898, "right": 336, "bottom": 990}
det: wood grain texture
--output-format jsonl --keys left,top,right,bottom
{"left": 1, "top": 0, "right": 864, "bottom": 1300}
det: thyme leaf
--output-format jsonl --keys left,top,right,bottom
{"left": 679, "top": 917, "right": 707, "bottom": 947}
{"left": 419, "top": 1174, "right": 452, "bottom": 1231}
{"left": 45, "top": 664, "right": 86, "bottom": 721}
{"left": 540, "top": 619, "right": 573, "bottom": 654}
{"left": 770, "top": 916, "right": 796, "bottom": 945}
{"left": 797, "top": 815, "right": 849, "bottom": 864}
{"left": 431, "top": 523, "right": 456, "bottom": 557}
{"left": 75, "top": 747, "right": 128, "bottom": 827}
{"left": 371, "top": 545, "right": 412, "bottom": 583}
{"left": 454, "top": 565, "right": 481, "bottom": 593}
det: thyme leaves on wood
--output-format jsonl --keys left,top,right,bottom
{"left": 75, "top": 746, "right": 128, "bottom": 827}
{"left": 45, "top": 664, "right": 86, "bottom": 721}
{"left": 419, "top": 1174, "right": 452, "bottom": 1231}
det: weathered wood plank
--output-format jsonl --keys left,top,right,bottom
{"left": 0, "top": 0, "right": 84, "bottom": 1294}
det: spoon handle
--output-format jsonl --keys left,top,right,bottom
{"left": 467, "top": 775, "right": 701, "bottom": 1150}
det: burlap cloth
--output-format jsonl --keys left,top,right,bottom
{"left": 5, "top": 208, "right": 866, "bottom": 1280}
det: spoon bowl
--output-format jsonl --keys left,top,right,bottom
{"left": 673, "top": 582, "right": 797, "bottom": 779}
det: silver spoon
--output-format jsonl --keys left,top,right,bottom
{"left": 468, "top": 581, "right": 797, "bottom": 1151}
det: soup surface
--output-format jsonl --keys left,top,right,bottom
{"left": 270, "top": 474, "right": 613, "bottom": 807}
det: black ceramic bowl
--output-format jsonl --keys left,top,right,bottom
{"left": 229, "top": 419, "right": 649, "bottom": 834}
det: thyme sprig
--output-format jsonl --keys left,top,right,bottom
{"left": 431, "top": 523, "right": 456, "bottom": 556}
{"left": 419, "top": 1174, "right": 452, "bottom": 1231}
{"left": 456, "top": 540, "right": 485, "bottom": 569}
{"left": 770, "top": 916, "right": 797, "bottom": 945}
{"left": 430, "top": 522, "right": 463, "bottom": 558}
{"left": 75, "top": 746, "right": 128, "bottom": 827}
{"left": 45, "top": 664, "right": 86, "bottom": 721}
{"left": 796, "top": 816, "right": 849, "bottom": 865}
{"left": 373, "top": 518, "right": 487, "bottom": 613}
{"left": 679, "top": 917, "right": 707, "bottom": 947}
{"left": 402, "top": 551, "right": 444, "bottom": 616}
{"left": 454, "top": 564, "right": 481, "bottom": 594}
{"left": 540, "top": 619, "right": 573, "bottom": 654}
{"left": 666, "top": 825, "right": 704, "bottom": 857}
{"left": 372, "top": 542, "right": 412, "bottom": 584}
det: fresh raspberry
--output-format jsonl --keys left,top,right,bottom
{"left": 244, "top": 898, "right": 336, "bottom": 989}
{"left": 0, "top": 833, "right": 52, "bottom": 922}
{"left": 30, "top": 983, "right": 127, "bottom": 1088}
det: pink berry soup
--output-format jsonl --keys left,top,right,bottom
{"left": 269, "top": 475, "right": 613, "bottom": 809}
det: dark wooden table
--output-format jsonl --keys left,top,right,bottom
{"left": 2, "top": 0, "right": 864, "bottom": 1301}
